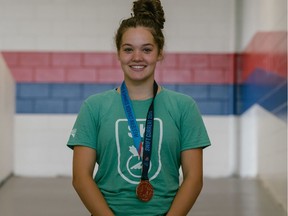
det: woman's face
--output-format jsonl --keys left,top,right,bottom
{"left": 118, "top": 26, "right": 163, "bottom": 84}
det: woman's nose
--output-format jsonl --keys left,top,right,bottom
{"left": 132, "top": 50, "right": 142, "bottom": 61}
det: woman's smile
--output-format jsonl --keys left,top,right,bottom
{"left": 129, "top": 64, "right": 146, "bottom": 71}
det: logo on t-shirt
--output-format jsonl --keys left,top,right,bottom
{"left": 70, "top": 128, "right": 77, "bottom": 138}
{"left": 115, "top": 118, "right": 163, "bottom": 184}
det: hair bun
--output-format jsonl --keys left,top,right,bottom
{"left": 132, "top": 0, "right": 165, "bottom": 29}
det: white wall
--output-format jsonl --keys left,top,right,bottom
{"left": 256, "top": 106, "right": 287, "bottom": 211}
{"left": 14, "top": 115, "right": 75, "bottom": 177}
{"left": 239, "top": 105, "right": 287, "bottom": 211}
{"left": 0, "top": 0, "right": 236, "bottom": 52}
{"left": 238, "top": 107, "right": 259, "bottom": 177}
{"left": 0, "top": 54, "right": 15, "bottom": 183}
{"left": 203, "top": 116, "right": 238, "bottom": 177}
{"left": 236, "top": 0, "right": 287, "bottom": 51}
{"left": 14, "top": 115, "right": 237, "bottom": 178}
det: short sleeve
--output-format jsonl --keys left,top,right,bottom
{"left": 67, "top": 101, "right": 98, "bottom": 150}
{"left": 180, "top": 99, "right": 211, "bottom": 151}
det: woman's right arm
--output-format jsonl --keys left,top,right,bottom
{"left": 72, "top": 146, "right": 114, "bottom": 216}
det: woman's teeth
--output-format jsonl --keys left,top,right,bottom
{"left": 131, "top": 65, "right": 145, "bottom": 69}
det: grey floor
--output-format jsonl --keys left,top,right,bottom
{"left": 0, "top": 176, "right": 286, "bottom": 216}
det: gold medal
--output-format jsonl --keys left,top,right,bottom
{"left": 136, "top": 180, "right": 154, "bottom": 202}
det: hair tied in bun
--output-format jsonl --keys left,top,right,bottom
{"left": 115, "top": 0, "right": 165, "bottom": 52}
{"left": 132, "top": 0, "right": 165, "bottom": 30}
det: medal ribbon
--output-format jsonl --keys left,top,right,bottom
{"left": 121, "top": 81, "right": 158, "bottom": 180}
{"left": 121, "top": 82, "right": 142, "bottom": 155}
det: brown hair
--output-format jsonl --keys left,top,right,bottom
{"left": 115, "top": 0, "right": 165, "bottom": 53}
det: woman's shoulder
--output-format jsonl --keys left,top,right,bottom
{"left": 79, "top": 89, "right": 120, "bottom": 118}
{"left": 86, "top": 89, "right": 117, "bottom": 100}
{"left": 160, "top": 87, "right": 196, "bottom": 105}
{"left": 84, "top": 89, "right": 119, "bottom": 106}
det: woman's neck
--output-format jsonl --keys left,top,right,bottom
{"left": 125, "top": 81, "right": 154, "bottom": 100}
{"left": 118, "top": 79, "right": 160, "bottom": 100}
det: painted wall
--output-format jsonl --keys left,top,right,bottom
{"left": 0, "top": 0, "right": 238, "bottom": 179}
{"left": 237, "top": 0, "right": 287, "bottom": 210}
{"left": 0, "top": 54, "right": 15, "bottom": 183}
{"left": 3, "top": 51, "right": 236, "bottom": 178}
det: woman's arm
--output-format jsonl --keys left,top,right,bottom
{"left": 166, "top": 148, "right": 203, "bottom": 216}
{"left": 72, "top": 146, "right": 114, "bottom": 216}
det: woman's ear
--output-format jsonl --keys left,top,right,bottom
{"left": 158, "top": 50, "right": 164, "bottom": 61}
{"left": 117, "top": 51, "right": 120, "bottom": 60}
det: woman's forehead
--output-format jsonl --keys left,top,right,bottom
{"left": 121, "top": 27, "right": 156, "bottom": 46}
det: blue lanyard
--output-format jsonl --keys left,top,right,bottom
{"left": 121, "top": 81, "right": 158, "bottom": 180}
{"left": 121, "top": 82, "right": 142, "bottom": 155}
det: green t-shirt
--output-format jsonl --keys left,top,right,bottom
{"left": 67, "top": 87, "right": 210, "bottom": 216}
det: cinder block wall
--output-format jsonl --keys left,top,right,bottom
{"left": 237, "top": 0, "right": 287, "bottom": 210}
{"left": 0, "top": 54, "right": 15, "bottom": 183}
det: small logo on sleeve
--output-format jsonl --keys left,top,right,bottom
{"left": 70, "top": 129, "right": 77, "bottom": 138}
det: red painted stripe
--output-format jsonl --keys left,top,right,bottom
{"left": 2, "top": 51, "right": 236, "bottom": 84}
{"left": 2, "top": 31, "right": 285, "bottom": 84}
{"left": 241, "top": 31, "right": 287, "bottom": 82}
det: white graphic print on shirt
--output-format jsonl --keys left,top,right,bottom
{"left": 115, "top": 118, "right": 163, "bottom": 184}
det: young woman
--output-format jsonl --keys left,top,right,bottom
{"left": 67, "top": 0, "right": 210, "bottom": 215}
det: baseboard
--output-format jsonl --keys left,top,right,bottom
{"left": 0, "top": 173, "right": 13, "bottom": 188}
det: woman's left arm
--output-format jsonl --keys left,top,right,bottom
{"left": 166, "top": 148, "right": 203, "bottom": 216}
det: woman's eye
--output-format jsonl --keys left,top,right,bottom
{"left": 123, "top": 48, "right": 133, "bottom": 53}
{"left": 143, "top": 48, "right": 152, "bottom": 53}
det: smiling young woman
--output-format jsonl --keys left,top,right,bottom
{"left": 67, "top": 0, "right": 211, "bottom": 215}
{"left": 117, "top": 27, "right": 163, "bottom": 99}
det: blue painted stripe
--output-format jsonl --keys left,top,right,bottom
{"left": 15, "top": 69, "right": 287, "bottom": 121}
{"left": 16, "top": 83, "right": 235, "bottom": 115}
{"left": 238, "top": 68, "right": 287, "bottom": 121}
{"left": 16, "top": 83, "right": 119, "bottom": 114}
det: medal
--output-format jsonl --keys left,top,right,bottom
{"left": 136, "top": 180, "right": 154, "bottom": 202}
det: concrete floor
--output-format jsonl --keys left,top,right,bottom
{"left": 0, "top": 176, "right": 286, "bottom": 216}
